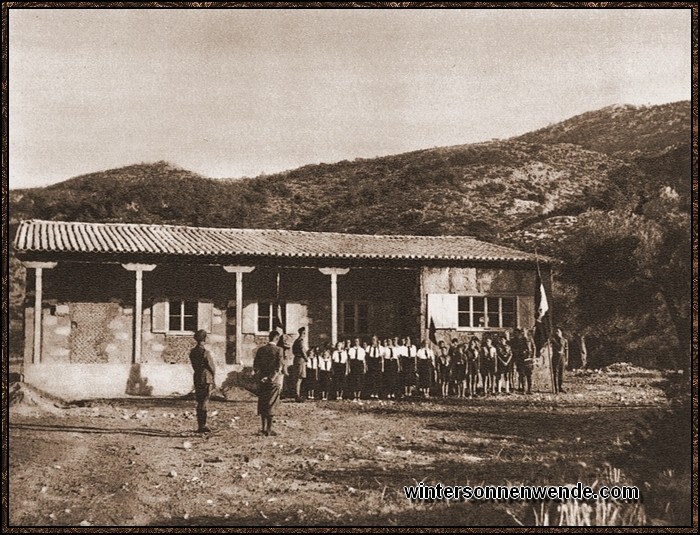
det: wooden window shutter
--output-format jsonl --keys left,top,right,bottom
{"left": 285, "top": 302, "right": 307, "bottom": 335}
{"left": 152, "top": 298, "right": 167, "bottom": 333}
{"left": 242, "top": 301, "right": 257, "bottom": 334}
{"left": 427, "top": 294, "right": 458, "bottom": 329}
{"left": 197, "top": 301, "right": 213, "bottom": 332}
{"left": 518, "top": 296, "right": 534, "bottom": 330}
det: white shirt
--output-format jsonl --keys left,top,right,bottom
{"left": 367, "top": 345, "right": 383, "bottom": 359}
{"left": 394, "top": 345, "right": 409, "bottom": 358}
{"left": 348, "top": 346, "right": 366, "bottom": 361}
{"left": 332, "top": 349, "right": 347, "bottom": 364}
{"left": 405, "top": 344, "right": 417, "bottom": 358}
{"left": 318, "top": 356, "right": 333, "bottom": 371}
{"left": 417, "top": 347, "right": 434, "bottom": 360}
{"left": 384, "top": 346, "right": 399, "bottom": 360}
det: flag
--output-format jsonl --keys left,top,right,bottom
{"left": 536, "top": 272, "right": 549, "bottom": 321}
{"left": 273, "top": 301, "right": 284, "bottom": 333}
{"left": 274, "top": 302, "right": 289, "bottom": 350}
{"left": 428, "top": 315, "right": 437, "bottom": 345}
{"left": 534, "top": 271, "right": 550, "bottom": 354}
{"left": 273, "top": 271, "right": 284, "bottom": 334}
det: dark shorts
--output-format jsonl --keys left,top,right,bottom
{"left": 452, "top": 363, "right": 467, "bottom": 382}
{"left": 481, "top": 360, "right": 495, "bottom": 375}
{"left": 293, "top": 357, "right": 307, "bottom": 379}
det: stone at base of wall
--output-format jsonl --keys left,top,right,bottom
{"left": 23, "top": 363, "right": 243, "bottom": 400}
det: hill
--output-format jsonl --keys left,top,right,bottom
{"left": 11, "top": 101, "right": 689, "bottom": 238}
{"left": 9, "top": 101, "right": 692, "bottom": 368}
{"left": 7, "top": 141, "right": 625, "bottom": 238}
{"left": 516, "top": 101, "right": 689, "bottom": 159}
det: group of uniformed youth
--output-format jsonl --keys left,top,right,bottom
{"left": 286, "top": 326, "right": 544, "bottom": 403}
{"left": 191, "top": 325, "right": 570, "bottom": 436}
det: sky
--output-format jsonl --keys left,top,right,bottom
{"left": 8, "top": 8, "right": 692, "bottom": 189}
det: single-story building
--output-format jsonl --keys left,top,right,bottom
{"left": 13, "top": 219, "right": 554, "bottom": 399}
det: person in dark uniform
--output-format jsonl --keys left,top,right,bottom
{"left": 254, "top": 330, "right": 286, "bottom": 436}
{"left": 481, "top": 337, "right": 497, "bottom": 396}
{"left": 436, "top": 344, "right": 452, "bottom": 398}
{"left": 291, "top": 327, "right": 308, "bottom": 402}
{"left": 551, "top": 327, "right": 569, "bottom": 394}
{"left": 511, "top": 328, "right": 533, "bottom": 394}
{"left": 189, "top": 329, "right": 216, "bottom": 434}
{"left": 496, "top": 336, "right": 513, "bottom": 394}
{"left": 450, "top": 339, "right": 467, "bottom": 398}
{"left": 465, "top": 337, "right": 480, "bottom": 398}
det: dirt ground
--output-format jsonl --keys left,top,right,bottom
{"left": 8, "top": 368, "right": 681, "bottom": 527}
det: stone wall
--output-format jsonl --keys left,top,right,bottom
{"left": 35, "top": 264, "right": 134, "bottom": 365}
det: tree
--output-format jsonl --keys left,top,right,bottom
{"left": 560, "top": 188, "right": 691, "bottom": 370}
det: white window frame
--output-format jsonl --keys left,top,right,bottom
{"left": 341, "top": 301, "right": 371, "bottom": 337}
{"left": 166, "top": 299, "right": 198, "bottom": 334}
{"left": 256, "top": 301, "right": 287, "bottom": 335}
{"left": 457, "top": 295, "right": 518, "bottom": 331}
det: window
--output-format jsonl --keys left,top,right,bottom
{"left": 257, "top": 302, "right": 286, "bottom": 333}
{"left": 152, "top": 299, "right": 212, "bottom": 335}
{"left": 342, "top": 302, "right": 370, "bottom": 335}
{"left": 458, "top": 296, "right": 516, "bottom": 329}
{"left": 168, "top": 300, "right": 198, "bottom": 332}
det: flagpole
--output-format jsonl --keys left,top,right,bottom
{"left": 275, "top": 270, "right": 285, "bottom": 350}
{"left": 535, "top": 249, "right": 556, "bottom": 394}
{"left": 547, "top": 265, "right": 556, "bottom": 394}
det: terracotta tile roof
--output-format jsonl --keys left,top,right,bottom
{"left": 13, "top": 220, "right": 554, "bottom": 264}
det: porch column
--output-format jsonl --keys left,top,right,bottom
{"left": 122, "top": 264, "right": 157, "bottom": 364}
{"left": 319, "top": 268, "right": 350, "bottom": 345}
{"left": 223, "top": 266, "right": 256, "bottom": 363}
{"left": 23, "top": 261, "right": 57, "bottom": 364}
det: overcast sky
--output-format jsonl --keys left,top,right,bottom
{"left": 9, "top": 8, "right": 692, "bottom": 189}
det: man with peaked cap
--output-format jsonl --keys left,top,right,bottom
{"left": 189, "top": 329, "right": 216, "bottom": 433}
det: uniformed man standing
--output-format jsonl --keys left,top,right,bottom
{"left": 254, "top": 330, "right": 286, "bottom": 436}
{"left": 511, "top": 328, "right": 533, "bottom": 394}
{"left": 551, "top": 327, "right": 569, "bottom": 394}
{"left": 189, "top": 330, "right": 216, "bottom": 434}
{"left": 291, "top": 327, "right": 308, "bottom": 402}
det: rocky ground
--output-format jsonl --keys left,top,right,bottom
{"left": 8, "top": 366, "right": 685, "bottom": 527}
